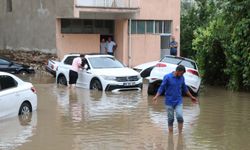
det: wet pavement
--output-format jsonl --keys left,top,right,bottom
{"left": 1, "top": 74, "right": 250, "bottom": 150}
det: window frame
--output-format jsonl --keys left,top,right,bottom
{"left": 0, "top": 75, "right": 18, "bottom": 91}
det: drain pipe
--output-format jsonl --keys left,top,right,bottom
{"left": 128, "top": 19, "right": 132, "bottom": 67}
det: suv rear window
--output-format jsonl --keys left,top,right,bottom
{"left": 160, "top": 56, "right": 197, "bottom": 69}
{"left": 64, "top": 56, "right": 78, "bottom": 65}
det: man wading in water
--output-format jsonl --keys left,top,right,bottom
{"left": 152, "top": 65, "right": 198, "bottom": 133}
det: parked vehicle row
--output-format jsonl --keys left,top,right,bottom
{"left": 0, "top": 53, "right": 201, "bottom": 121}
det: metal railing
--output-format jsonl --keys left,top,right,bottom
{"left": 76, "top": 0, "right": 139, "bottom": 8}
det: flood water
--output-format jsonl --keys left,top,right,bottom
{"left": 1, "top": 74, "right": 250, "bottom": 150}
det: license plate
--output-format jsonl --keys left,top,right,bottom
{"left": 123, "top": 82, "right": 135, "bottom": 86}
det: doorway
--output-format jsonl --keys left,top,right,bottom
{"left": 160, "top": 34, "right": 171, "bottom": 58}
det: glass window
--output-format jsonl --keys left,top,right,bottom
{"left": 95, "top": 20, "right": 104, "bottom": 28}
{"left": 61, "top": 19, "right": 71, "bottom": 33}
{"left": 6, "top": 0, "right": 12, "bottom": 12}
{"left": 137, "top": 21, "right": 145, "bottom": 34}
{"left": 155, "top": 21, "right": 163, "bottom": 33}
{"left": 88, "top": 57, "right": 124, "bottom": 69}
{"left": 0, "top": 75, "right": 17, "bottom": 91}
{"left": 160, "top": 56, "right": 196, "bottom": 69}
{"left": 131, "top": 20, "right": 137, "bottom": 34}
{"left": 161, "top": 35, "right": 171, "bottom": 49}
{"left": 0, "top": 58, "right": 11, "bottom": 65}
{"left": 164, "top": 20, "right": 172, "bottom": 33}
{"left": 146, "top": 21, "right": 154, "bottom": 33}
{"left": 71, "top": 20, "right": 83, "bottom": 33}
{"left": 64, "top": 56, "right": 78, "bottom": 65}
{"left": 82, "top": 20, "right": 93, "bottom": 33}
{"left": 104, "top": 20, "right": 114, "bottom": 34}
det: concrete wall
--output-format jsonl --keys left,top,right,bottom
{"left": 128, "top": 0, "right": 180, "bottom": 66}
{"left": 131, "top": 35, "right": 161, "bottom": 66}
{"left": 114, "top": 20, "right": 128, "bottom": 65}
{"left": 56, "top": 19, "right": 100, "bottom": 58}
{"left": 0, "top": 0, "right": 74, "bottom": 53}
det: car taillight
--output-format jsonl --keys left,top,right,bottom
{"left": 156, "top": 63, "right": 167, "bottom": 67}
{"left": 187, "top": 69, "right": 199, "bottom": 76}
{"left": 31, "top": 87, "right": 37, "bottom": 93}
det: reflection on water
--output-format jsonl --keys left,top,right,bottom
{"left": 0, "top": 112, "right": 37, "bottom": 150}
{"left": 4, "top": 75, "right": 250, "bottom": 150}
{"left": 17, "top": 72, "right": 55, "bottom": 84}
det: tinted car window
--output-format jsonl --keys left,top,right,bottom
{"left": 0, "top": 75, "right": 18, "bottom": 91}
{"left": 88, "top": 57, "right": 124, "bottom": 69}
{"left": 0, "top": 58, "right": 10, "bottom": 65}
{"left": 161, "top": 56, "right": 196, "bottom": 69}
{"left": 64, "top": 56, "right": 78, "bottom": 65}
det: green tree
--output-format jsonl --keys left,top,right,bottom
{"left": 191, "top": 0, "right": 250, "bottom": 90}
{"left": 180, "top": 0, "right": 217, "bottom": 57}
{"left": 223, "top": 0, "right": 250, "bottom": 90}
{"left": 193, "top": 17, "right": 229, "bottom": 85}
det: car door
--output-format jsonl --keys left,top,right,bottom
{"left": 0, "top": 75, "right": 19, "bottom": 119}
{"left": 77, "top": 61, "right": 93, "bottom": 89}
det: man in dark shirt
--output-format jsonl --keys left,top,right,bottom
{"left": 152, "top": 65, "right": 198, "bottom": 133}
{"left": 169, "top": 36, "right": 178, "bottom": 56}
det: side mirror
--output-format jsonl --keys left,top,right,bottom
{"left": 9, "top": 62, "right": 13, "bottom": 66}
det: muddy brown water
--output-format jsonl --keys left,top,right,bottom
{"left": 0, "top": 74, "right": 250, "bottom": 150}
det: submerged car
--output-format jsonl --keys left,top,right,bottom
{"left": 0, "top": 57, "right": 35, "bottom": 75}
{"left": 56, "top": 54, "right": 143, "bottom": 92}
{"left": 0, "top": 72, "right": 37, "bottom": 120}
{"left": 147, "top": 55, "right": 201, "bottom": 96}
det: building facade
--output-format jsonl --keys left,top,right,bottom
{"left": 0, "top": 0, "right": 180, "bottom": 67}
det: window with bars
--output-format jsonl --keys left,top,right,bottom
{"left": 61, "top": 19, "right": 114, "bottom": 34}
{"left": 130, "top": 20, "right": 172, "bottom": 34}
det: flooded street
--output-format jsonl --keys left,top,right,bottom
{"left": 1, "top": 74, "right": 250, "bottom": 150}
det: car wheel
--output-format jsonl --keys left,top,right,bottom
{"left": 18, "top": 70, "right": 28, "bottom": 75}
{"left": 57, "top": 75, "right": 67, "bottom": 86}
{"left": 147, "top": 82, "right": 161, "bottom": 95}
{"left": 90, "top": 79, "right": 103, "bottom": 91}
{"left": 19, "top": 102, "right": 32, "bottom": 116}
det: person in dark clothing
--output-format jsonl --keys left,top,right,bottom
{"left": 169, "top": 36, "right": 178, "bottom": 56}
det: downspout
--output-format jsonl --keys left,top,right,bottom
{"left": 128, "top": 19, "right": 132, "bottom": 67}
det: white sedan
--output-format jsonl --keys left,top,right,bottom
{"left": 56, "top": 54, "right": 143, "bottom": 92}
{"left": 0, "top": 72, "right": 37, "bottom": 120}
{"left": 147, "top": 55, "right": 201, "bottom": 96}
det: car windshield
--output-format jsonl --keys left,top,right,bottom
{"left": 160, "top": 56, "right": 197, "bottom": 69}
{"left": 88, "top": 57, "right": 125, "bottom": 69}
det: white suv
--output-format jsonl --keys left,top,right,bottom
{"left": 147, "top": 55, "right": 201, "bottom": 96}
{"left": 56, "top": 54, "right": 143, "bottom": 92}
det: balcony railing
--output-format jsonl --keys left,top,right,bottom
{"left": 76, "top": 0, "right": 139, "bottom": 9}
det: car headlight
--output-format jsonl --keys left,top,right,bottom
{"left": 101, "top": 75, "right": 116, "bottom": 81}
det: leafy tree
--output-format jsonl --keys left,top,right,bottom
{"left": 193, "top": 18, "right": 229, "bottom": 85}
{"left": 222, "top": 0, "right": 250, "bottom": 90}
{"left": 180, "top": 0, "right": 217, "bottom": 58}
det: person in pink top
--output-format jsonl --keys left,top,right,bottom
{"left": 69, "top": 54, "right": 84, "bottom": 88}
